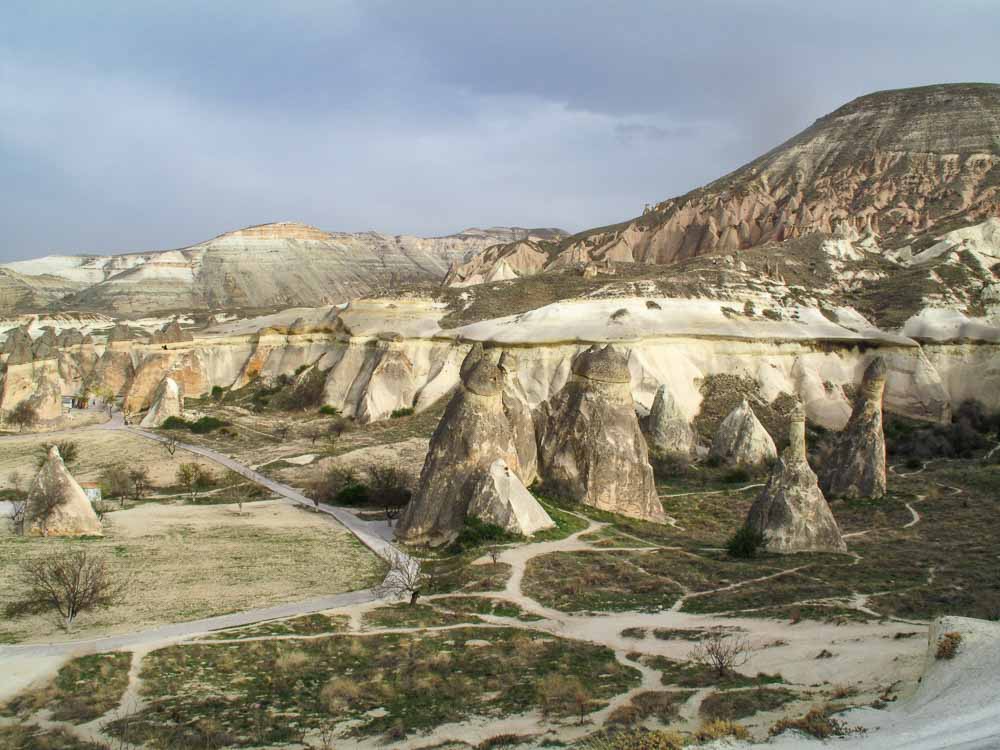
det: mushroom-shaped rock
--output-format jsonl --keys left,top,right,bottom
{"left": 467, "top": 459, "right": 555, "bottom": 536}
{"left": 709, "top": 399, "right": 777, "bottom": 466}
{"left": 819, "top": 357, "right": 888, "bottom": 499}
{"left": 536, "top": 345, "right": 665, "bottom": 522}
{"left": 26, "top": 446, "right": 102, "bottom": 536}
{"left": 2, "top": 326, "right": 31, "bottom": 355}
{"left": 140, "top": 377, "right": 184, "bottom": 427}
{"left": 498, "top": 350, "right": 538, "bottom": 485}
{"left": 58, "top": 329, "right": 84, "bottom": 347}
{"left": 745, "top": 403, "right": 846, "bottom": 553}
{"left": 646, "top": 383, "right": 695, "bottom": 456}
{"left": 395, "top": 349, "right": 522, "bottom": 545}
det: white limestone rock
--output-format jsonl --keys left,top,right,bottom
{"left": 467, "top": 459, "right": 555, "bottom": 536}
{"left": 140, "top": 377, "right": 184, "bottom": 427}
{"left": 709, "top": 399, "right": 777, "bottom": 466}
{"left": 646, "top": 383, "right": 695, "bottom": 455}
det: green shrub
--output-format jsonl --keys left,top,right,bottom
{"left": 189, "top": 416, "right": 226, "bottom": 434}
{"left": 160, "top": 416, "right": 190, "bottom": 430}
{"left": 448, "top": 517, "right": 519, "bottom": 554}
{"left": 390, "top": 407, "right": 415, "bottom": 418}
{"left": 319, "top": 405, "right": 340, "bottom": 416}
{"left": 649, "top": 450, "right": 691, "bottom": 481}
{"left": 727, "top": 526, "right": 766, "bottom": 559}
{"left": 335, "top": 483, "right": 370, "bottom": 506}
{"left": 722, "top": 467, "right": 751, "bottom": 484}
{"left": 210, "top": 385, "right": 224, "bottom": 401}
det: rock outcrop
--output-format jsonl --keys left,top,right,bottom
{"left": 140, "top": 376, "right": 184, "bottom": 427}
{"left": 646, "top": 383, "right": 696, "bottom": 455}
{"left": 467, "top": 459, "right": 555, "bottom": 536}
{"left": 450, "top": 84, "right": 1000, "bottom": 283}
{"left": 709, "top": 399, "right": 778, "bottom": 466}
{"left": 498, "top": 350, "right": 538, "bottom": 485}
{"left": 536, "top": 345, "right": 665, "bottom": 522}
{"left": 26, "top": 446, "right": 102, "bottom": 536}
{"left": 745, "top": 403, "right": 846, "bottom": 553}
{"left": 819, "top": 357, "right": 889, "bottom": 499}
{"left": 396, "top": 348, "right": 523, "bottom": 545}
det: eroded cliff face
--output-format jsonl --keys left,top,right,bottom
{"left": 4, "top": 275, "right": 1000, "bottom": 432}
{"left": 449, "top": 84, "right": 1000, "bottom": 286}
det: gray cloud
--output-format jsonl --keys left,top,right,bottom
{"left": 0, "top": 1, "right": 997, "bottom": 259}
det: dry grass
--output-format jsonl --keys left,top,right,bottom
{"left": 0, "top": 501, "right": 383, "bottom": 643}
{"left": 935, "top": 631, "right": 962, "bottom": 660}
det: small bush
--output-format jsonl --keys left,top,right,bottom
{"left": 722, "top": 466, "right": 751, "bottom": 483}
{"left": 727, "top": 525, "right": 766, "bottom": 559}
{"left": 770, "top": 706, "right": 852, "bottom": 739}
{"left": 448, "top": 517, "right": 518, "bottom": 554}
{"left": 935, "top": 631, "right": 962, "bottom": 660}
{"left": 320, "top": 676, "right": 363, "bottom": 711}
{"left": 210, "top": 385, "right": 224, "bottom": 401}
{"left": 693, "top": 719, "right": 750, "bottom": 742}
{"left": 536, "top": 674, "right": 590, "bottom": 718}
{"left": 310, "top": 467, "right": 359, "bottom": 504}
{"left": 390, "top": 407, "right": 415, "bottom": 418}
{"left": 160, "top": 416, "right": 190, "bottom": 430}
{"left": 319, "top": 405, "right": 340, "bottom": 416}
{"left": 189, "top": 416, "right": 227, "bottom": 434}
{"left": 336, "top": 483, "right": 370, "bottom": 506}
{"left": 582, "top": 730, "right": 684, "bottom": 750}
{"left": 649, "top": 450, "right": 691, "bottom": 481}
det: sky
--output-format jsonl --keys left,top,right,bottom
{"left": 1, "top": 1, "right": 998, "bottom": 260}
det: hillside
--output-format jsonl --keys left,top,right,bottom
{"left": 448, "top": 83, "right": 1000, "bottom": 285}
{"left": 0, "top": 223, "right": 566, "bottom": 315}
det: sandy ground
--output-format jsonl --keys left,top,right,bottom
{"left": 0, "top": 500, "right": 383, "bottom": 644}
{"left": 0, "top": 428, "right": 219, "bottom": 488}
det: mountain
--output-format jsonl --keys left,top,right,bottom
{"left": 0, "top": 222, "right": 567, "bottom": 315}
{"left": 448, "top": 83, "right": 1000, "bottom": 285}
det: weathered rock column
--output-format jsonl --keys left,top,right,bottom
{"left": 819, "top": 357, "right": 888, "bottom": 499}
{"left": 536, "top": 344, "right": 665, "bottom": 523}
{"left": 745, "top": 403, "right": 846, "bottom": 553}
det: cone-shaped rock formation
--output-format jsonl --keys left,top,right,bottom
{"left": 536, "top": 345, "right": 665, "bottom": 522}
{"left": 646, "top": 383, "right": 695, "bottom": 455}
{"left": 26, "top": 446, "right": 102, "bottom": 536}
{"left": 746, "top": 403, "right": 846, "bottom": 553}
{"left": 140, "top": 376, "right": 184, "bottom": 427}
{"left": 709, "top": 399, "right": 777, "bottom": 466}
{"left": 819, "top": 357, "right": 888, "bottom": 499}
{"left": 395, "top": 347, "right": 523, "bottom": 545}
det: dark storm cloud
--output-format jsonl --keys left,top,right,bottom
{"left": 0, "top": 0, "right": 997, "bottom": 259}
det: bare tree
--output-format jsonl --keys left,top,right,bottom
{"left": 688, "top": 628, "right": 753, "bottom": 677}
{"left": 366, "top": 464, "right": 411, "bottom": 523}
{"left": 127, "top": 467, "right": 151, "bottom": 502}
{"left": 18, "top": 549, "right": 127, "bottom": 631}
{"left": 27, "top": 484, "right": 67, "bottom": 536}
{"left": 164, "top": 437, "right": 178, "bottom": 457}
{"left": 36, "top": 441, "right": 79, "bottom": 468}
{"left": 372, "top": 549, "right": 425, "bottom": 606}
{"left": 176, "top": 463, "right": 199, "bottom": 502}
{"left": 9, "top": 401, "right": 38, "bottom": 432}
{"left": 273, "top": 423, "right": 290, "bottom": 441}
{"left": 326, "top": 416, "right": 349, "bottom": 445}
{"left": 8, "top": 497, "right": 27, "bottom": 535}
{"left": 101, "top": 464, "right": 131, "bottom": 508}
{"left": 223, "top": 469, "right": 246, "bottom": 514}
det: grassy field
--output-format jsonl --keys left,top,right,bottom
{"left": 0, "top": 501, "right": 384, "bottom": 643}
{"left": 109, "top": 627, "right": 639, "bottom": 745}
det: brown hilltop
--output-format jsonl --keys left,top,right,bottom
{"left": 450, "top": 83, "right": 1000, "bottom": 284}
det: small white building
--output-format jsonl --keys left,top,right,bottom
{"left": 79, "top": 482, "right": 102, "bottom": 504}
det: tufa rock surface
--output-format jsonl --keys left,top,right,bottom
{"left": 395, "top": 347, "right": 523, "bottom": 545}
{"left": 536, "top": 345, "right": 665, "bottom": 522}
{"left": 709, "top": 399, "right": 778, "bottom": 466}
{"left": 646, "top": 383, "right": 696, "bottom": 456}
{"left": 26, "top": 446, "right": 102, "bottom": 536}
{"left": 819, "top": 357, "right": 888, "bottom": 499}
{"left": 140, "top": 376, "right": 184, "bottom": 427}
{"left": 467, "top": 459, "right": 555, "bottom": 536}
{"left": 746, "top": 403, "right": 846, "bottom": 553}
{"left": 498, "top": 350, "right": 539, "bottom": 485}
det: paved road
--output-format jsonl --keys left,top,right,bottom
{"left": 0, "top": 414, "right": 412, "bottom": 660}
